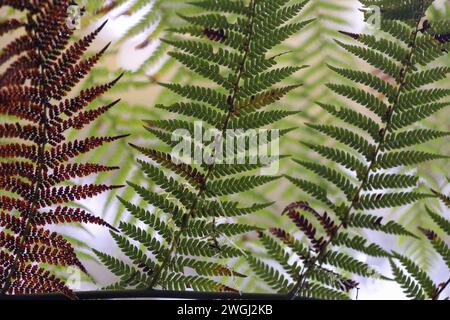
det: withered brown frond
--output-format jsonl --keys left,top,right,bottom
{"left": 0, "top": 0, "right": 124, "bottom": 298}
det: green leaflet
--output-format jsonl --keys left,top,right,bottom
{"left": 335, "top": 40, "right": 402, "bottom": 80}
{"left": 299, "top": 283, "right": 350, "bottom": 300}
{"left": 158, "top": 83, "right": 228, "bottom": 111}
{"left": 300, "top": 142, "right": 366, "bottom": 176}
{"left": 383, "top": 129, "right": 449, "bottom": 151}
{"left": 364, "top": 173, "right": 419, "bottom": 191}
{"left": 306, "top": 123, "right": 376, "bottom": 161}
{"left": 326, "top": 83, "right": 389, "bottom": 118}
{"left": 426, "top": 206, "right": 450, "bottom": 236}
{"left": 355, "top": 192, "right": 433, "bottom": 210}
{"left": 206, "top": 175, "right": 282, "bottom": 196}
{"left": 285, "top": 176, "right": 336, "bottom": 211}
{"left": 332, "top": 232, "right": 391, "bottom": 258}
{"left": 347, "top": 213, "right": 415, "bottom": 237}
{"left": 392, "top": 253, "right": 437, "bottom": 298}
{"left": 360, "top": 0, "right": 433, "bottom": 23}
{"left": 317, "top": 102, "right": 381, "bottom": 141}
{"left": 259, "top": 232, "right": 301, "bottom": 281}
{"left": 327, "top": 65, "right": 397, "bottom": 102}
{"left": 246, "top": 256, "right": 292, "bottom": 293}
{"left": 324, "top": 250, "right": 377, "bottom": 278}
{"left": 293, "top": 159, "right": 356, "bottom": 200}
{"left": 376, "top": 151, "right": 448, "bottom": 169}
{"left": 390, "top": 259, "right": 426, "bottom": 300}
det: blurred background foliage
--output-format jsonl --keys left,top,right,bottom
{"left": 0, "top": 0, "right": 448, "bottom": 297}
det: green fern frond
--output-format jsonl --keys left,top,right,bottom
{"left": 347, "top": 213, "right": 416, "bottom": 237}
{"left": 299, "top": 282, "right": 350, "bottom": 300}
{"left": 430, "top": 190, "right": 450, "bottom": 210}
{"left": 392, "top": 252, "right": 437, "bottom": 298}
{"left": 246, "top": 255, "right": 292, "bottom": 293}
{"left": 324, "top": 250, "right": 376, "bottom": 278}
{"left": 389, "top": 259, "right": 426, "bottom": 300}
{"left": 389, "top": 213, "right": 450, "bottom": 301}
{"left": 364, "top": 173, "right": 419, "bottom": 191}
{"left": 206, "top": 175, "right": 282, "bottom": 196}
{"left": 281, "top": 1, "right": 449, "bottom": 298}
{"left": 95, "top": 0, "right": 308, "bottom": 294}
{"left": 426, "top": 206, "right": 450, "bottom": 236}
{"left": 332, "top": 233, "right": 390, "bottom": 258}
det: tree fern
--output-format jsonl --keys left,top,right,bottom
{"left": 251, "top": 0, "right": 450, "bottom": 299}
{"left": 95, "top": 0, "right": 310, "bottom": 294}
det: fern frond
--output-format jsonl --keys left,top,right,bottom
{"left": 96, "top": 0, "right": 308, "bottom": 294}
{"left": 0, "top": 0, "right": 121, "bottom": 298}
{"left": 392, "top": 252, "right": 437, "bottom": 298}
{"left": 347, "top": 213, "right": 415, "bottom": 237}
{"left": 282, "top": 1, "right": 449, "bottom": 298}
{"left": 246, "top": 256, "right": 292, "bottom": 293}
{"left": 299, "top": 282, "right": 350, "bottom": 300}
{"left": 390, "top": 259, "right": 426, "bottom": 300}
{"left": 332, "top": 233, "right": 390, "bottom": 258}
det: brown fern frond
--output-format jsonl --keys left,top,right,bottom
{"left": 32, "top": 207, "right": 117, "bottom": 231}
{"left": 0, "top": 0, "right": 40, "bottom": 11}
{"left": 0, "top": 144, "right": 38, "bottom": 161}
{"left": 46, "top": 42, "right": 112, "bottom": 100}
{"left": 52, "top": 99, "right": 121, "bottom": 134}
{"left": 0, "top": 212, "right": 25, "bottom": 234}
{"left": 282, "top": 203, "right": 326, "bottom": 253}
{"left": 0, "top": 197, "right": 31, "bottom": 214}
{"left": 36, "top": 184, "right": 123, "bottom": 208}
{"left": 49, "top": 73, "right": 124, "bottom": 118}
{"left": 0, "top": 35, "right": 34, "bottom": 66}
{"left": 283, "top": 201, "right": 338, "bottom": 239}
{"left": 0, "top": 177, "right": 34, "bottom": 199}
{"left": 44, "top": 135, "right": 129, "bottom": 167}
{"left": 42, "top": 163, "right": 120, "bottom": 187}
{"left": 0, "top": 162, "right": 36, "bottom": 182}
{"left": 44, "top": 20, "right": 109, "bottom": 82}
{"left": 203, "top": 28, "right": 227, "bottom": 42}
{"left": 0, "top": 52, "right": 41, "bottom": 86}
{"left": 7, "top": 263, "right": 76, "bottom": 298}
{"left": 418, "top": 227, "right": 438, "bottom": 241}
{"left": 0, "top": 19, "right": 25, "bottom": 36}
{"left": 0, "top": 0, "right": 124, "bottom": 298}
{"left": 0, "top": 98, "right": 42, "bottom": 122}
{"left": 0, "top": 123, "right": 41, "bottom": 143}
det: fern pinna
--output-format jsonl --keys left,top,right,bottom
{"left": 0, "top": 0, "right": 124, "bottom": 298}
{"left": 94, "top": 0, "right": 311, "bottom": 293}
{"left": 250, "top": 0, "right": 450, "bottom": 299}
{"left": 390, "top": 204, "right": 450, "bottom": 300}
